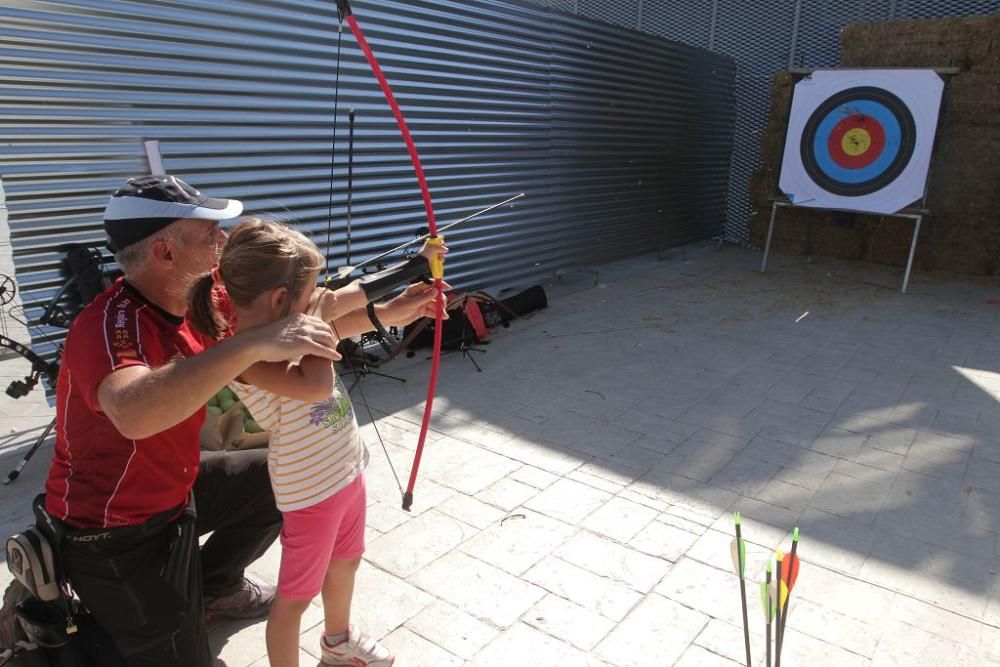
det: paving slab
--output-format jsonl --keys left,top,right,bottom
{"left": 3, "top": 245, "right": 1000, "bottom": 665}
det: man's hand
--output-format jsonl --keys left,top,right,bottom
{"left": 377, "top": 281, "right": 452, "bottom": 327}
{"left": 243, "top": 313, "right": 341, "bottom": 362}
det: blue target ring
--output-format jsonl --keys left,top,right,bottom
{"left": 811, "top": 101, "right": 902, "bottom": 184}
{"left": 800, "top": 87, "right": 916, "bottom": 196}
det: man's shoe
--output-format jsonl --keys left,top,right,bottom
{"left": 320, "top": 626, "right": 394, "bottom": 666}
{"left": 204, "top": 577, "right": 275, "bottom": 622}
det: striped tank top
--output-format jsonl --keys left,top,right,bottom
{"left": 231, "top": 376, "right": 367, "bottom": 512}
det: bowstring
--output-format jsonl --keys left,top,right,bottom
{"left": 324, "top": 11, "right": 403, "bottom": 498}
{"left": 326, "top": 18, "right": 343, "bottom": 270}
{"left": 331, "top": 318, "right": 403, "bottom": 497}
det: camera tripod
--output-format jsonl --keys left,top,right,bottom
{"left": 339, "top": 333, "right": 406, "bottom": 395}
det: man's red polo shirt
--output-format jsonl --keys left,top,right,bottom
{"left": 44, "top": 278, "right": 216, "bottom": 529}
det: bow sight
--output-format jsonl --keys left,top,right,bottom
{"left": 3, "top": 338, "right": 59, "bottom": 399}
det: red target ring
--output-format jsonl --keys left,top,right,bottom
{"left": 827, "top": 115, "right": 886, "bottom": 169}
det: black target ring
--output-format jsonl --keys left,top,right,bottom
{"left": 800, "top": 86, "right": 916, "bottom": 197}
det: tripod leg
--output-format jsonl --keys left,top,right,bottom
{"left": 3, "top": 417, "right": 57, "bottom": 485}
{"left": 366, "top": 370, "right": 407, "bottom": 384}
{"left": 346, "top": 371, "right": 362, "bottom": 395}
{"left": 466, "top": 349, "right": 483, "bottom": 373}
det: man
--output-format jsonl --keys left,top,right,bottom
{"left": 43, "top": 175, "right": 340, "bottom": 666}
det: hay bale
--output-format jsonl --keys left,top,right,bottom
{"left": 841, "top": 15, "right": 1000, "bottom": 70}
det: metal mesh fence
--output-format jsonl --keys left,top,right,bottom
{"left": 519, "top": 0, "right": 1000, "bottom": 243}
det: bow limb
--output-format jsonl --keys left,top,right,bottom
{"left": 337, "top": 3, "right": 436, "bottom": 232}
{"left": 336, "top": 0, "right": 442, "bottom": 511}
{"left": 404, "top": 246, "right": 444, "bottom": 511}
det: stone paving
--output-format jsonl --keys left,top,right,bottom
{"left": 3, "top": 243, "right": 1000, "bottom": 666}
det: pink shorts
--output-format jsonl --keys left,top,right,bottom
{"left": 277, "top": 474, "right": 367, "bottom": 599}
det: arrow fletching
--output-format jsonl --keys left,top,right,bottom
{"left": 781, "top": 552, "right": 800, "bottom": 598}
{"left": 730, "top": 537, "right": 746, "bottom": 579}
{"left": 760, "top": 559, "right": 775, "bottom": 620}
{"left": 779, "top": 580, "right": 789, "bottom": 610}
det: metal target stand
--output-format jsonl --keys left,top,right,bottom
{"left": 760, "top": 199, "right": 928, "bottom": 294}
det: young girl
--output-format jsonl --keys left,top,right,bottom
{"left": 189, "top": 218, "right": 444, "bottom": 667}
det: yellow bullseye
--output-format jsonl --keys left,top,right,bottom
{"left": 841, "top": 128, "right": 872, "bottom": 156}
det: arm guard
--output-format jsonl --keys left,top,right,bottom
{"left": 357, "top": 255, "right": 429, "bottom": 303}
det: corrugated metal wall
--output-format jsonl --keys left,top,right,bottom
{"left": 0, "top": 0, "right": 736, "bottom": 363}
{"left": 522, "top": 0, "right": 1000, "bottom": 244}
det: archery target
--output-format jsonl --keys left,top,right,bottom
{"left": 779, "top": 70, "right": 944, "bottom": 214}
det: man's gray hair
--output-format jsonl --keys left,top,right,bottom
{"left": 113, "top": 221, "right": 184, "bottom": 274}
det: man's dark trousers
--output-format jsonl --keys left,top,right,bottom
{"left": 59, "top": 448, "right": 281, "bottom": 667}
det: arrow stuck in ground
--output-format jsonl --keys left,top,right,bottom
{"left": 776, "top": 527, "right": 800, "bottom": 666}
{"left": 731, "top": 512, "right": 752, "bottom": 667}
{"left": 735, "top": 519, "right": 801, "bottom": 667}
{"left": 760, "top": 558, "right": 775, "bottom": 667}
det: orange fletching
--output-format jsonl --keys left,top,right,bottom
{"left": 781, "top": 552, "right": 800, "bottom": 594}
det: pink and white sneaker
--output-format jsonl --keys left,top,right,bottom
{"left": 320, "top": 626, "right": 395, "bottom": 666}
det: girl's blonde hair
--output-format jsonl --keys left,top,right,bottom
{"left": 189, "top": 217, "right": 324, "bottom": 339}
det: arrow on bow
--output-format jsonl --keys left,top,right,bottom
{"left": 330, "top": 193, "right": 525, "bottom": 283}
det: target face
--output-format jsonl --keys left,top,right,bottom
{"left": 779, "top": 70, "right": 943, "bottom": 215}
{"left": 801, "top": 87, "right": 915, "bottom": 196}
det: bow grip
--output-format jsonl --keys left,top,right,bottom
{"left": 426, "top": 235, "right": 445, "bottom": 280}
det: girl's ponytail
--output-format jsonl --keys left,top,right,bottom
{"left": 188, "top": 272, "right": 226, "bottom": 340}
{"left": 188, "top": 217, "right": 324, "bottom": 337}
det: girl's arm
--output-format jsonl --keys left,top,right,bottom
{"left": 239, "top": 355, "right": 335, "bottom": 402}
{"left": 313, "top": 242, "right": 447, "bottom": 323}
{"left": 245, "top": 281, "right": 444, "bottom": 399}
{"left": 313, "top": 281, "right": 367, "bottom": 324}
{"left": 326, "top": 283, "right": 446, "bottom": 339}
{"left": 99, "top": 314, "right": 337, "bottom": 439}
